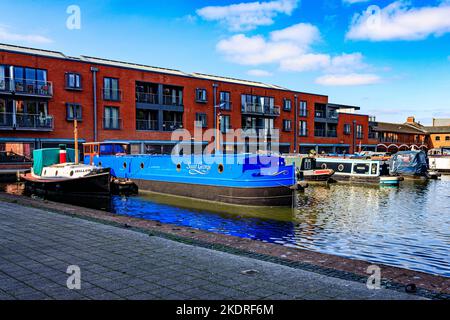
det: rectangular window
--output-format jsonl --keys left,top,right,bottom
{"left": 195, "top": 113, "right": 207, "bottom": 128}
{"left": 0, "top": 65, "right": 5, "bottom": 90}
{"left": 344, "top": 124, "right": 351, "bottom": 135}
{"left": 66, "top": 104, "right": 82, "bottom": 121}
{"left": 104, "top": 78, "right": 120, "bottom": 101}
{"left": 104, "top": 106, "right": 120, "bottom": 129}
{"left": 299, "top": 121, "right": 307, "bottom": 136}
{"left": 220, "top": 115, "right": 231, "bottom": 133}
{"left": 356, "top": 124, "right": 363, "bottom": 139}
{"left": 283, "top": 99, "right": 292, "bottom": 111}
{"left": 283, "top": 119, "right": 292, "bottom": 131}
{"left": 446, "top": 136, "right": 450, "bottom": 141}
{"left": 66, "top": 73, "right": 82, "bottom": 89}
{"left": 220, "top": 91, "right": 231, "bottom": 110}
{"left": 196, "top": 88, "right": 207, "bottom": 102}
{"left": 299, "top": 101, "right": 307, "bottom": 117}
{"left": 436, "top": 136, "right": 441, "bottom": 141}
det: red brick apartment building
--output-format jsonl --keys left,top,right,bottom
{"left": 0, "top": 43, "right": 377, "bottom": 158}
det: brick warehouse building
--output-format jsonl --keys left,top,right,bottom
{"left": 0, "top": 43, "right": 376, "bottom": 158}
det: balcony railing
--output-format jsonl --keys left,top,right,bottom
{"left": 314, "top": 110, "right": 326, "bottom": 118}
{"left": 314, "top": 129, "right": 326, "bottom": 137}
{"left": 327, "top": 130, "right": 337, "bottom": 137}
{"left": 103, "top": 88, "right": 122, "bottom": 101}
{"left": 103, "top": 118, "right": 122, "bottom": 130}
{"left": 242, "top": 126, "right": 274, "bottom": 136}
{"left": 136, "top": 119, "right": 158, "bottom": 131}
{"left": 136, "top": 92, "right": 159, "bottom": 104}
{"left": 241, "top": 103, "right": 280, "bottom": 116}
{"left": 0, "top": 78, "right": 53, "bottom": 97}
{"left": 328, "top": 111, "right": 338, "bottom": 119}
{"left": 162, "top": 95, "right": 183, "bottom": 106}
{"left": 0, "top": 112, "right": 53, "bottom": 130}
{"left": 162, "top": 121, "right": 183, "bottom": 131}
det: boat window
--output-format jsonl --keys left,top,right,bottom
{"left": 140, "top": 163, "right": 145, "bottom": 169}
{"left": 176, "top": 163, "right": 181, "bottom": 172}
{"left": 218, "top": 164, "right": 224, "bottom": 174}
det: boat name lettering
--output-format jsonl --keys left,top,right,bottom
{"left": 187, "top": 164, "right": 211, "bottom": 175}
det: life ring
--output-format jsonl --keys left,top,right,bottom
{"left": 321, "top": 163, "right": 327, "bottom": 169}
{"left": 338, "top": 164, "right": 344, "bottom": 172}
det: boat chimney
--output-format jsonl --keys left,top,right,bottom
{"left": 59, "top": 144, "right": 67, "bottom": 164}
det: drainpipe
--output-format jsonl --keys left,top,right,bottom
{"left": 352, "top": 120, "right": 356, "bottom": 154}
{"left": 294, "top": 94, "right": 298, "bottom": 153}
{"left": 212, "top": 83, "right": 218, "bottom": 150}
{"left": 91, "top": 67, "right": 99, "bottom": 141}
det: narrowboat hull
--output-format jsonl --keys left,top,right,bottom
{"left": 134, "top": 179, "right": 294, "bottom": 206}
{"left": 428, "top": 156, "right": 450, "bottom": 174}
{"left": 85, "top": 153, "right": 296, "bottom": 206}
{"left": 21, "top": 170, "right": 111, "bottom": 198}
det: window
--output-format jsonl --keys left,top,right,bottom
{"left": 356, "top": 125, "right": 363, "bottom": 139}
{"left": 299, "top": 101, "right": 307, "bottom": 117}
{"left": 220, "top": 91, "right": 231, "bottom": 110}
{"left": 299, "top": 121, "right": 307, "bottom": 136}
{"left": 344, "top": 124, "right": 351, "bottom": 135}
{"left": 283, "top": 119, "right": 292, "bottom": 131}
{"left": 103, "top": 78, "right": 120, "bottom": 101}
{"left": 283, "top": 99, "right": 292, "bottom": 111}
{"left": 446, "top": 136, "right": 450, "bottom": 141}
{"left": 195, "top": 113, "right": 207, "bottom": 128}
{"left": 104, "top": 106, "right": 120, "bottom": 129}
{"left": 196, "top": 89, "right": 207, "bottom": 103}
{"left": 66, "top": 103, "right": 82, "bottom": 121}
{"left": 436, "top": 136, "right": 441, "bottom": 141}
{"left": 220, "top": 115, "right": 231, "bottom": 133}
{"left": 66, "top": 73, "right": 81, "bottom": 89}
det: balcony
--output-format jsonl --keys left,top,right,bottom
{"left": 103, "top": 118, "right": 122, "bottom": 130}
{"left": 0, "top": 78, "right": 53, "bottom": 97}
{"left": 368, "top": 132, "right": 378, "bottom": 139}
{"left": 241, "top": 103, "right": 280, "bottom": 117}
{"left": 162, "top": 95, "right": 183, "bottom": 107}
{"left": 136, "top": 92, "right": 159, "bottom": 104}
{"left": 136, "top": 119, "right": 158, "bottom": 131}
{"left": 314, "top": 110, "right": 326, "bottom": 119}
{"left": 103, "top": 88, "right": 122, "bottom": 101}
{"left": 314, "top": 129, "right": 338, "bottom": 138}
{"left": 242, "top": 126, "right": 274, "bottom": 137}
{"left": 0, "top": 112, "right": 53, "bottom": 131}
{"left": 328, "top": 111, "right": 338, "bottom": 119}
{"left": 162, "top": 121, "right": 183, "bottom": 131}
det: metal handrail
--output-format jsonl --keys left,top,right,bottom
{"left": 0, "top": 112, "right": 53, "bottom": 129}
{"left": 0, "top": 78, "right": 53, "bottom": 96}
{"left": 136, "top": 119, "right": 158, "bottom": 131}
{"left": 136, "top": 92, "right": 159, "bottom": 104}
{"left": 162, "top": 95, "right": 183, "bottom": 106}
{"left": 241, "top": 103, "right": 280, "bottom": 116}
{"left": 162, "top": 121, "right": 183, "bottom": 131}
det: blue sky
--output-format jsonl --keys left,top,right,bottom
{"left": 1, "top": 0, "right": 449, "bottom": 124}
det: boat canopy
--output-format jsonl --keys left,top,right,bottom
{"left": 389, "top": 151, "right": 428, "bottom": 176}
{"left": 32, "top": 148, "right": 77, "bottom": 176}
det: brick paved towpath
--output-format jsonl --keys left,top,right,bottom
{"left": 0, "top": 200, "right": 426, "bottom": 300}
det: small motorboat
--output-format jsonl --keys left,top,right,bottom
{"left": 379, "top": 176, "right": 403, "bottom": 186}
{"left": 285, "top": 156, "right": 335, "bottom": 182}
{"left": 21, "top": 144, "right": 111, "bottom": 198}
{"left": 389, "top": 150, "right": 430, "bottom": 180}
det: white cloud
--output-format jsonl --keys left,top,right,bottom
{"left": 315, "top": 73, "right": 381, "bottom": 86}
{"left": 216, "top": 22, "right": 382, "bottom": 86}
{"left": 280, "top": 54, "right": 331, "bottom": 72}
{"left": 247, "top": 69, "right": 273, "bottom": 76}
{"left": 197, "top": 0, "right": 299, "bottom": 31}
{"left": 343, "top": 0, "right": 370, "bottom": 4}
{"left": 347, "top": 1, "right": 450, "bottom": 41}
{"left": 0, "top": 26, "right": 52, "bottom": 44}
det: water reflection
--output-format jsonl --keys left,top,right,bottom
{"left": 1, "top": 178, "right": 449, "bottom": 277}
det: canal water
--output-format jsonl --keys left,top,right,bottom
{"left": 2, "top": 177, "right": 449, "bottom": 277}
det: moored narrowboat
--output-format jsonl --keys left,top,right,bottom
{"left": 83, "top": 142, "right": 296, "bottom": 206}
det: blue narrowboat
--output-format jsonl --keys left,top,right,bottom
{"left": 83, "top": 142, "right": 296, "bottom": 206}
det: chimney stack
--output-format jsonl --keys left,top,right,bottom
{"left": 406, "top": 116, "right": 415, "bottom": 124}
